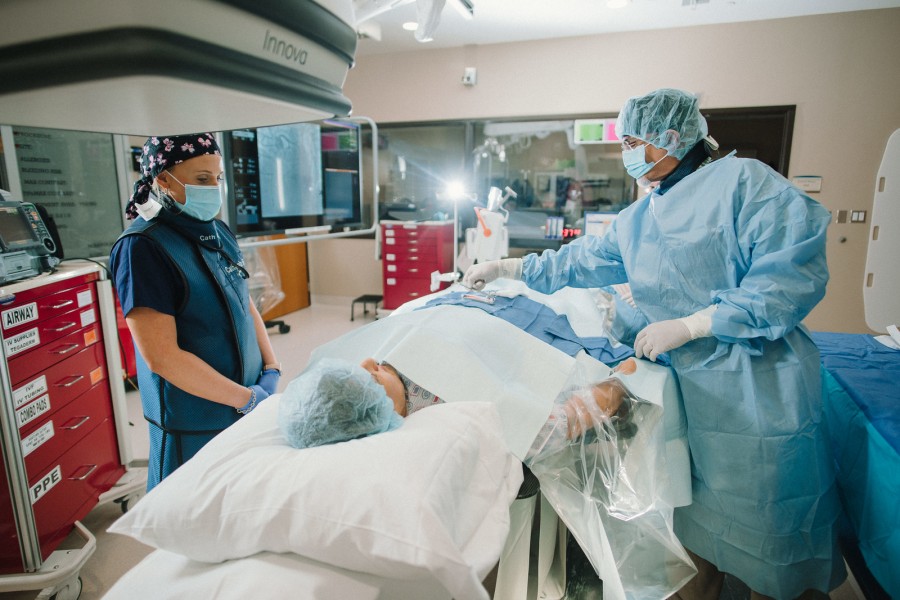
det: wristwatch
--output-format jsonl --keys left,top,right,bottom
{"left": 264, "top": 362, "right": 282, "bottom": 374}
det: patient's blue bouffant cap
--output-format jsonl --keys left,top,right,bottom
{"left": 278, "top": 358, "right": 403, "bottom": 449}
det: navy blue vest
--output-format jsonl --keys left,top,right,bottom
{"left": 117, "top": 213, "right": 262, "bottom": 487}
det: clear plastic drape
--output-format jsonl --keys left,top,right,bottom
{"left": 243, "top": 245, "right": 285, "bottom": 315}
{"left": 526, "top": 362, "right": 696, "bottom": 600}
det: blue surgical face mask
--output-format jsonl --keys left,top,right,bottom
{"left": 621, "top": 144, "right": 663, "bottom": 181}
{"left": 166, "top": 173, "right": 223, "bottom": 221}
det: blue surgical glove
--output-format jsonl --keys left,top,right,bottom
{"left": 238, "top": 385, "right": 270, "bottom": 414}
{"left": 257, "top": 368, "right": 281, "bottom": 396}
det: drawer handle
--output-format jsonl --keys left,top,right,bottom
{"left": 51, "top": 343, "right": 81, "bottom": 355}
{"left": 408, "top": 269, "right": 419, "bottom": 273}
{"left": 49, "top": 300, "right": 75, "bottom": 310}
{"left": 69, "top": 464, "right": 98, "bottom": 481}
{"left": 56, "top": 374, "right": 86, "bottom": 388}
{"left": 62, "top": 415, "right": 91, "bottom": 430}
{"left": 409, "top": 292, "right": 420, "bottom": 297}
{"left": 409, "top": 256, "right": 419, "bottom": 261}
{"left": 48, "top": 322, "right": 78, "bottom": 333}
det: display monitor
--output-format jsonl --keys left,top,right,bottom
{"left": 321, "top": 120, "right": 362, "bottom": 229}
{"left": 225, "top": 119, "right": 362, "bottom": 236}
{"left": 583, "top": 211, "right": 618, "bottom": 238}
{"left": 0, "top": 205, "right": 38, "bottom": 248}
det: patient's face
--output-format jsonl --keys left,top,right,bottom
{"left": 360, "top": 358, "right": 407, "bottom": 417}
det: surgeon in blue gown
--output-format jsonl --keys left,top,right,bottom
{"left": 463, "top": 88, "right": 844, "bottom": 599}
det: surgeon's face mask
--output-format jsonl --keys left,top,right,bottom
{"left": 621, "top": 143, "right": 665, "bottom": 183}
{"left": 165, "top": 172, "right": 223, "bottom": 221}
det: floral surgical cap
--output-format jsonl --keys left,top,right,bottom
{"left": 125, "top": 133, "right": 221, "bottom": 219}
{"left": 278, "top": 358, "right": 404, "bottom": 449}
{"left": 615, "top": 88, "right": 708, "bottom": 161}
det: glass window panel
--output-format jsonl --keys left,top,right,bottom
{"left": 10, "top": 126, "right": 123, "bottom": 257}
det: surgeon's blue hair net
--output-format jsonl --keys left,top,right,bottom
{"left": 278, "top": 358, "right": 403, "bottom": 449}
{"left": 615, "top": 88, "right": 708, "bottom": 160}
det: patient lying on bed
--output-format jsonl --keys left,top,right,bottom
{"left": 278, "top": 355, "right": 639, "bottom": 460}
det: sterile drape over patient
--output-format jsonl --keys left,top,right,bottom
{"left": 308, "top": 302, "right": 696, "bottom": 599}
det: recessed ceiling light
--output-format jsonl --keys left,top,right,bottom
{"left": 402, "top": 21, "right": 418, "bottom": 31}
{"left": 607, "top": 0, "right": 631, "bottom": 8}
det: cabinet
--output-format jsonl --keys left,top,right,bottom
{"left": 380, "top": 221, "right": 454, "bottom": 310}
{"left": 0, "top": 265, "right": 129, "bottom": 576}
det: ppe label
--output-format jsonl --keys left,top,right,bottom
{"left": 2, "top": 302, "right": 38, "bottom": 330}
{"left": 22, "top": 421, "right": 55, "bottom": 457}
{"left": 30, "top": 465, "right": 61, "bottom": 505}
{"left": 13, "top": 375, "right": 48, "bottom": 409}
{"left": 16, "top": 394, "right": 50, "bottom": 429}
{"left": 5, "top": 327, "right": 40, "bottom": 356}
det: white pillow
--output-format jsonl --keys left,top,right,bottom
{"left": 109, "top": 397, "right": 521, "bottom": 600}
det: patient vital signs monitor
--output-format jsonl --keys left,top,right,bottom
{"left": 0, "top": 200, "right": 59, "bottom": 284}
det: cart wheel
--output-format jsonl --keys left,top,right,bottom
{"left": 120, "top": 498, "right": 129, "bottom": 513}
{"left": 279, "top": 323, "right": 291, "bottom": 334}
{"left": 51, "top": 576, "right": 82, "bottom": 600}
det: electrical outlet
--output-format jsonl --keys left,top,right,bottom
{"left": 850, "top": 210, "right": 867, "bottom": 223}
{"left": 462, "top": 67, "right": 477, "bottom": 86}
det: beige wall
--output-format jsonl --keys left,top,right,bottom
{"left": 309, "top": 237, "right": 383, "bottom": 305}
{"left": 309, "top": 8, "right": 900, "bottom": 332}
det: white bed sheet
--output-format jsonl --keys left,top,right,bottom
{"left": 391, "top": 281, "right": 691, "bottom": 507}
{"left": 103, "top": 549, "right": 451, "bottom": 600}
{"left": 107, "top": 282, "right": 692, "bottom": 600}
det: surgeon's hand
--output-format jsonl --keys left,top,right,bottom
{"left": 634, "top": 320, "right": 692, "bottom": 362}
{"left": 462, "top": 258, "right": 523, "bottom": 291}
{"left": 257, "top": 368, "right": 281, "bottom": 396}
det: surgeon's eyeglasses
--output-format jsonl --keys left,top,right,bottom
{"left": 621, "top": 137, "right": 646, "bottom": 151}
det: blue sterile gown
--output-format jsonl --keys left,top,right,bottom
{"left": 520, "top": 154, "right": 844, "bottom": 598}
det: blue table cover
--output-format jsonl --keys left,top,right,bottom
{"left": 814, "top": 331, "right": 899, "bottom": 597}
{"left": 423, "top": 292, "right": 636, "bottom": 365}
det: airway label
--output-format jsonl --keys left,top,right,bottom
{"left": 2, "top": 302, "right": 38, "bottom": 330}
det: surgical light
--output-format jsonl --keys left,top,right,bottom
{"left": 444, "top": 181, "right": 468, "bottom": 201}
{"left": 402, "top": 21, "right": 419, "bottom": 31}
